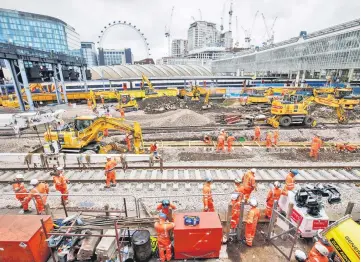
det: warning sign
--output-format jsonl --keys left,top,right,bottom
{"left": 290, "top": 209, "right": 303, "bottom": 225}
{"left": 312, "top": 220, "right": 329, "bottom": 230}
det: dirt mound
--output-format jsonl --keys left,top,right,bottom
{"left": 139, "top": 96, "right": 182, "bottom": 113}
{"left": 310, "top": 104, "right": 360, "bottom": 121}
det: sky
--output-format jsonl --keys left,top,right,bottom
{"left": 2, "top": 0, "right": 360, "bottom": 61}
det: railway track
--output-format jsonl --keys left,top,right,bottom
{"left": 0, "top": 121, "right": 359, "bottom": 138}
{"left": 0, "top": 167, "right": 359, "bottom": 185}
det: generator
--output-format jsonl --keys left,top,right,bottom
{"left": 278, "top": 184, "right": 341, "bottom": 238}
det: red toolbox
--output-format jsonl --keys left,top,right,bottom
{"left": 0, "top": 215, "right": 53, "bottom": 262}
{"left": 173, "top": 212, "right": 223, "bottom": 259}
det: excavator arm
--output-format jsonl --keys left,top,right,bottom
{"left": 314, "top": 95, "right": 349, "bottom": 124}
{"left": 77, "top": 117, "right": 144, "bottom": 153}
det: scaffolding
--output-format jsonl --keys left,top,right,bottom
{"left": 212, "top": 19, "right": 360, "bottom": 74}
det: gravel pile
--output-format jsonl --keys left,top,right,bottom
{"left": 139, "top": 97, "right": 183, "bottom": 113}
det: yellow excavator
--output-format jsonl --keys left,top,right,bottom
{"left": 44, "top": 116, "right": 144, "bottom": 154}
{"left": 267, "top": 93, "right": 357, "bottom": 128}
{"left": 89, "top": 90, "right": 138, "bottom": 111}
{"left": 141, "top": 73, "right": 178, "bottom": 98}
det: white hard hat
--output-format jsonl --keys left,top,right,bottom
{"left": 15, "top": 174, "right": 24, "bottom": 179}
{"left": 315, "top": 243, "right": 329, "bottom": 257}
{"left": 274, "top": 181, "right": 281, "bottom": 188}
{"left": 294, "top": 250, "right": 307, "bottom": 261}
{"left": 231, "top": 193, "right": 239, "bottom": 200}
{"left": 30, "top": 179, "right": 39, "bottom": 186}
{"left": 234, "top": 177, "right": 242, "bottom": 183}
{"left": 106, "top": 156, "right": 112, "bottom": 159}
{"left": 249, "top": 198, "right": 258, "bottom": 207}
{"left": 56, "top": 167, "right": 64, "bottom": 171}
{"left": 221, "top": 129, "right": 225, "bottom": 132}
{"left": 250, "top": 168, "right": 257, "bottom": 173}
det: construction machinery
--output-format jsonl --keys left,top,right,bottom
{"left": 44, "top": 116, "right": 144, "bottom": 154}
{"left": 116, "top": 93, "right": 139, "bottom": 111}
{"left": 266, "top": 93, "right": 359, "bottom": 128}
{"left": 278, "top": 184, "right": 341, "bottom": 238}
{"left": 141, "top": 74, "right": 177, "bottom": 98}
{"left": 239, "top": 87, "right": 271, "bottom": 105}
{"left": 320, "top": 215, "right": 360, "bottom": 262}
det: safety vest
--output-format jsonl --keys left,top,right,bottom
{"left": 267, "top": 188, "right": 282, "bottom": 204}
{"left": 13, "top": 182, "right": 27, "bottom": 198}
{"left": 243, "top": 172, "right": 255, "bottom": 191}
{"left": 105, "top": 160, "right": 117, "bottom": 173}
{"left": 246, "top": 207, "right": 260, "bottom": 226}
{"left": 203, "top": 184, "right": 212, "bottom": 200}
{"left": 285, "top": 174, "right": 295, "bottom": 190}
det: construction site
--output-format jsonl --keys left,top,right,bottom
{"left": 0, "top": 1, "right": 360, "bottom": 261}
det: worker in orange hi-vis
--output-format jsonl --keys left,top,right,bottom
{"left": 254, "top": 126, "right": 261, "bottom": 142}
{"left": 244, "top": 198, "right": 260, "bottom": 247}
{"left": 216, "top": 134, "right": 225, "bottom": 152}
{"left": 120, "top": 108, "right": 125, "bottom": 118}
{"left": 227, "top": 133, "right": 236, "bottom": 153}
{"left": 52, "top": 167, "right": 70, "bottom": 202}
{"left": 234, "top": 177, "right": 245, "bottom": 197}
{"left": 282, "top": 169, "right": 298, "bottom": 196}
{"left": 24, "top": 179, "right": 49, "bottom": 214}
{"left": 156, "top": 200, "right": 177, "bottom": 222}
{"left": 266, "top": 131, "right": 272, "bottom": 151}
{"left": 242, "top": 168, "right": 257, "bottom": 202}
{"left": 306, "top": 243, "right": 330, "bottom": 262}
{"left": 104, "top": 156, "right": 117, "bottom": 188}
{"left": 12, "top": 174, "right": 31, "bottom": 214}
{"left": 125, "top": 132, "right": 132, "bottom": 152}
{"left": 273, "top": 129, "right": 279, "bottom": 146}
{"left": 230, "top": 193, "right": 241, "bottom": 232}
{"left": 154, "top": 212, "right": 175, "bottom": 262}
{"left": 203, "top": 177, "right": 215, "bottom": 212}
{"left": 150, "top": 142, "right": 159, "bottom": 159}
{"left": 265, "top": 181, "right": 282, "bottom": 219}
{"left": 310, "top": 135, "right": 321, "bottom": 161}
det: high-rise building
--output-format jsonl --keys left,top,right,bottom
{"left": 187, "top": 21, "right": 220, "bottom": 51}
{"left": 171, "top": 39, "right": 188, "bottom": 57}
{"left": 0, "top": 8, "right": 81, "bottom": 56}
{"left": 98, "top": 48, "right": 133, "bottom": 65}
{"left": 81, "top": 42, "right": 98, "bottom": 66}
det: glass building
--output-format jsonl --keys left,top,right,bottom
{"left": 81, "top": 42, "right": 98, "bottom": 66}
{"left": 0, "top": 8, "right": 81, "bottom": 56}
{"left": 98, "top": 48, "right": 133, "bottom": 65}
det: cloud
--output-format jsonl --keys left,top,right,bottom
{"left": 2, "top": 0, "right": 360, "bottom": 60}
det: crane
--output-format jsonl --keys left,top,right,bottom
{"left": 235, "top": 16, "right": 239, "bottom": 47}
{"left": 261, "top": 13, "right": 277, "bottom": 45}
{"left": 241, "top": 10, "right": 259, "bottom": 48}
{"left": 228, "top": 0, "right": 233, "bottom": 32}
{"left": 198, "top": 9, "right": 202, "bottom": 20}
{"left": 165, "top": 6, "right": 174, "bottom": 57}
{"left": 220, "top": 2, "right": 226, "bottom": 32}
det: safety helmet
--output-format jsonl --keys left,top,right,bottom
{"left": 15, "top": 174, "right": 24, "bottom": 180}
{"left": 162, "top": 200, "right": 170, "bottom": 207}
{"left": 250, "top": 168, "right": 257, "bottom": 173}
{"left": 205, "top": 177, "right": 213, "bottom": 182}
{"left": 249, "top": 198, "right": 258, "bottom": 207}
{"left": 159, "top": 212, "right": 167, "bottom": 220}
{"left": 106, "top": 156, "right": 112, "bottom": 160}
{"left": 315, "top": 243, "right": 329, "bottom": 256}
{"left": 221, "top": 129, "right": 225, "bottom": 132}
{"left": 291, "top": 169, "right": 299, "bottom": 175}
{"left": 30, "top": 179, "right": 39, "bottom": 186}
{"left": 234, "top": 177, "right": 242, "bottom": 184}
{"left": 274, "top": 181, "right": 281, "bottom": 188}
{"left": 294, "top": 250, "right": 307, "bottom": 262}
{"left": 229, "top": 133, "right": 233, "bottom": 136}
{"left": 231, "top": 193, "right": 239, "bottom": 200}
{"left": 57, "top": 166, "right": 63, "bottom": 171}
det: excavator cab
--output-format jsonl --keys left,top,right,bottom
{"left": 74, "top": 116, "right": 96, "bottom": 131}
{"left": 282, "top": 94, "right": 305, "bottom": 104}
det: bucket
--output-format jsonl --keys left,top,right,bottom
{"left": 132, "top": 230, "right": 152, "bottom": 262}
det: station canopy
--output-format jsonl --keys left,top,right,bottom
{"left": 89, "top": 65, "right": 213, "bottom": 79}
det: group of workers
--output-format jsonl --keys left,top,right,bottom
{"left": 202, "top": 168, "right": 299, "bottom": 247}
{"left": 209, "top": 129, "right": 236, "bottom": 153}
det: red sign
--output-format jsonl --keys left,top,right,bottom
{"left": 290, "top": 209, "right": 303, "bottom": 225}
{"left": 312, "top": 220, "right": 329, "bottom": 230}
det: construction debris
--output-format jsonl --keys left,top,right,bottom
{"left": 95, "top": 229, "right": 121, "bottom": 261}
{"left": 77, "top": 230, "right": 102, "bottom": 261}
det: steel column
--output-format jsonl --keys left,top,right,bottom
{"left": 18, "top": 59, "right": 34, "bottom": 111}
{"left": 5, "top": 59, "right": 25, "bottom": 111}
{"left": 81, "top": 66, "right": 88, "bottom": 92}
{"left": 57, "top": 63, "right": 68, "bottom": 103}
{"left": 52, "top": 64, "right": 61, "bottom": 104}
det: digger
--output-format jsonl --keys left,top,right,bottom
{"left": 267, "top": 93, "right": 359, "bottom": 128}
{"left": 44, "top": 116, "right": 144, "bottom": 154}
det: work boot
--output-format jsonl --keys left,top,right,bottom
{"left": 23, "top": 209, "right": 32, "bottom": 214}
{"left": 104, "top": 185, "right": 110, "bottom": 189}
{"left": 111, "top": 183, "right": 116, "bottom": 187}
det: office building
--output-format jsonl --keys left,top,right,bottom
{"left": 0, "top": 8, "right": 81, "bottom": 56}
{"left": 171, "top": 39, "right": 188, "bottom": 57}
{"left": 98, "top": 48, "right": 133, "bottom": 65}
{"left": 81, "top": 42, "right": 98, "bottom": 66}
{"left": 187, "top": 21, "right": 220, "bottom": 51}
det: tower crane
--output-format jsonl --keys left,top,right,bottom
{"left": 261, "top": 13, "right": 277, "bottom": 45}
{"left": 220, "top": 2, "right": 226, "bottom": 32}
{"left": 165, "top": 6, "right": 174, "bottom": 57}
{"left": 235, "top": 16, "right": 239, "bottom": 47}
{"left": 241, "top": 10, "right": 259, "bottom": 48}
{"left": 228, "top": 0, "right": 233, "bottom": 32}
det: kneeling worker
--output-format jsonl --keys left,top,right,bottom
{"left": 24, "top": 179, "right": 49, "bottom": 214}
{"left": 12, "top": 174, "right": 31, "bottom": 214}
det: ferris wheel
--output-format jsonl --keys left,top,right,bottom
{"left": 97, "top": 21, "right": 151, "bottom": 58}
